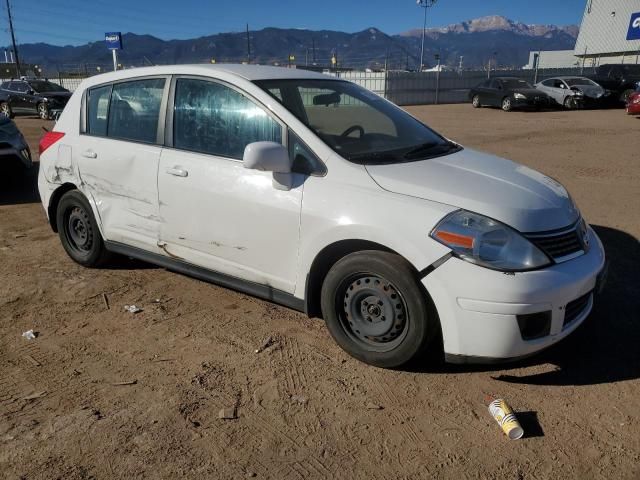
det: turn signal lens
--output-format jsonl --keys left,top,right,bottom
{"left": 38, "top": 131, "right": 65, "bottom": 155}
{"left": 434, "top": 230, "right": 474, "bottom": 249}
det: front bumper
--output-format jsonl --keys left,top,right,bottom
{"left": 423, "top": 227, "right": 606, "bottom": 362}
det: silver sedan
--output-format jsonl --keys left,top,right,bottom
{"left": 535, "top": 76, "right": 607, "bottom": 109}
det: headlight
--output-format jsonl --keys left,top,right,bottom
{"left": 430, "top": 210, "right": 551, "bottom": 271}
{"left": 514, "top": 93, "right": 527, "bottom": 100}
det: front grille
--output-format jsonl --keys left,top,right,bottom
{"left": 526, "top": 225, "right": 584, "bottom": 261}
{"left": 563, "top": 291, "right": 592, "bottom": 327}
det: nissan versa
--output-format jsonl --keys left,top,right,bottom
{"left": 37, "top": 65, "right": 607, "bottom": 368}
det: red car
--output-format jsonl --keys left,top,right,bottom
{"left": 626, "top": 90, "right": 640, "bottom": 115}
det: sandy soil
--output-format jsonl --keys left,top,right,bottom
{"left": 1, "top": 106, "right": 639, "bottom": 480}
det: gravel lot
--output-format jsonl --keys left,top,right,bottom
{"left": 1, "top": 105, "right": 639, "bottom": 479}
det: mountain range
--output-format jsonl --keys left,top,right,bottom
{"left": 11, "top": 16, "right": 578, "bottom": 74}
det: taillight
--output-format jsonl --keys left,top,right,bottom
{"left": 38, "top": 131, "right": 65, "bottom": 155}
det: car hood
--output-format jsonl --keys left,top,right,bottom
{"left": 365, "top": 148, "right": 579, "bottom": 233}
{"left": 571, "top": 85, "right": 605, "bottom": 98}
{"left": 513, "top": 88, "right": 547, "bottom": 98}
{"left": 40, "top": 91, "right": 71, "bottom": 101}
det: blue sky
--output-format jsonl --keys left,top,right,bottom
{"left": 8, "top": 0, "right": 587, "bottom": 46}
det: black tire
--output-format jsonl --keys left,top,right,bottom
{"left": 320, "top": 251, "right": 437, "bottom": 368}
{"left": 501, "top": 97, "right": 513, "bottom": 112}
{"left": 621, "top": 89, "right": 634, "bottom": 104}
{"left": 0, "top": 101, "right": 13, "bottom": 118}
{"left": 56, "top": 190, "right": 110, "bottom": 267}
{"left": 564, "top": 96, "right": 577, "bottom": 110}
{"left": 37, "top": 102, "right": 49, "bottom": 120}
{"left": 471, "top": 95, "right": 481, "bottom": 108}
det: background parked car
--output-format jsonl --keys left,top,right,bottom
{"left": 585, "top": 64, "right": 640, "bottom": 104}
{"left": 470, "top": 77, "right": 552, "bottom": 112}
{"left": 0, "top": 113, "right": 32, "bottom": 169}
{"left": 0, "top": 78, "right": 71, "bottom": 119}
{"left": 535, "top": 76, "right": 608, "bottom": 109}
{"left": 626, "top": 85, "right": 640, "bottom": 115}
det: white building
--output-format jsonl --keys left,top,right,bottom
{"left": 525, "top": 0, "right": 640, "bottom": 69}
{"left": 574, "top": 0, "right": 640, "bottom": 64}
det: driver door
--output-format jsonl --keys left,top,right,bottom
{"left": 157, "top": 77, "right": 305, "bottom": 294}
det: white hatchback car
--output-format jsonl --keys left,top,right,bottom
{"left": 38, "top": 65, "right": 607, "bottom": 368}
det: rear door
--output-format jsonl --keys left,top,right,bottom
{"left": 157, "top": 76, "right": 304, "bottom": 293}
{"left": 74, "top": 76, "right": 169, "bottom": 252}
{"left": 487, "top": 79, "right": 502, "bottom": 106}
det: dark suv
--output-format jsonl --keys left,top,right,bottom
{"left": 0, "top": 78, "right": 71, "bottom": 119}
{"left": 586, "top": 64, "right": 640, "bottom": 104}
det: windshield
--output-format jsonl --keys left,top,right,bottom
{"left": 29, "top": 80, "right": 68, "bottom": 93}
{"left": 255, "top": 79, "right": 459, "bottom": 164}
{"left": 565, "top": 78, "right": 598, "bottom": 87}
{"left": 502, "top": 79, "right": 533, "bottom": 89}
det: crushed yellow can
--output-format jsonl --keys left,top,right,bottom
{"left": 488, "top": 399, "right": 524, "bottom": 440}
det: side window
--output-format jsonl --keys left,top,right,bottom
{"left": 87, "top": 84, "right": 112, "bottom": 136}
{"left": 541, "top": 79, "right": 553, "bottom": 87}
{"left": 288, "top": 129, "right": 324, "bottom": 176}
{"left": 12, "top": 82, "right": 27, "bottom": 92}
{"left": 490, "top": 79, "right": 501, "bottom": 89}
{"left": 107, "top": 78, "right": 165, "bottom": 143}
{"left": 173, "top": 78, "right": 282, "bottom": 159}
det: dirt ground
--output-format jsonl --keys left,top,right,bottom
{"left": 1, "top": 105, "right": 639, "bottom": 480}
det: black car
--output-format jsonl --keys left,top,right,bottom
{"left": 585, "top": 64, "right": 640, "bottom": 104}
{"left": 0, "top": 78, "right": 71, "bottom": 120}
{"left": 469, "top": 77, "right": 552, "bottom": 112}
{"left": 0, "top": 114, "right": 32, "bottom": 169}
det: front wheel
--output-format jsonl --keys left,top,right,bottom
{"left": 564, "top": 96, "right": 578, "bottom": 110}
{"left": 37, "top": 102, "right": 49, "bottom": 120}
{"left": 472, "top": 95, "right": 481, "bottom": 108}
{"left": 56, "top": 190, "right": 110, "bottom": 267}
{"left": 501, "top": 97, "right": 513, "bottom": 112}
{"left": 320, "top": 251, "right": 437, "bottom": 368}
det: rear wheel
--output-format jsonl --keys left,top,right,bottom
{"left": 0, "top": 101, "right": 13, "bottom": 118}
{"left": 501, "top": 97, "right": 513, "bottom": 112}
{"left": 621, "top": 89, "right": 634, "bottom": 104}
{"left": 320, "top": 251, "right": 437, "bottom": 368}
{"left": 472, "top": 95, "right": 481, "bottom": 108}
{"left": 56, "top": 190, "right": 110, "bottom": 267}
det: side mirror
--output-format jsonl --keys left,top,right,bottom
{"left": 243, "top": 141, "right": 294, "bottom": 191}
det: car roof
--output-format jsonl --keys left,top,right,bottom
{"left": 80, "top": 64, "right": 334, "bottom": 89}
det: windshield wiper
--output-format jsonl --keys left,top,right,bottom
{"left": 403, "top": 141, "right": 458, "bottom": 160}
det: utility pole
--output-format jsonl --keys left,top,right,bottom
{"left": 312, "top": 37, "right": 316, "bottom": 64}
{"left": 416, "top": 0, "right": 437, "bottom": 72}
{"left": 458, "top": 55, "right": 463, "bottom": 72}
{"left": 6, "top": 0, "right": 21, "bottom": 77}
{"left": 246, "top": 23, "right": 251, "bottom": 64}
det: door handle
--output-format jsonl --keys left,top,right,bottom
{"left": 82, "top": 150, "right": 97, "bottom": 159}
{"left": 166, "top": 167, "right": 188, "bottom": 177}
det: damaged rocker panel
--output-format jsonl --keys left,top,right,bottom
{"left": 105, "top": 241, "right": 306, "bottom": 312}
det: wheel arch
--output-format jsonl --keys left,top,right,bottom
{"left": 47, "top": 182, "right": 78, "bottom": 232}
{"left": 303, "top": 238, "right": 435, "bottom": 319}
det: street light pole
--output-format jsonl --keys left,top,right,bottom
{"left": 416, "top": 0, "right": 437, "bottom": 72}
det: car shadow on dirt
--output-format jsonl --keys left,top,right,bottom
{"left": 0, "top": 162, "right": 41, "bottom": 206}
{"left": 414, "top": 225, "right": 640, "bottom": 387}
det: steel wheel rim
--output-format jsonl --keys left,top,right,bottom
{"left": 337, "top": 274, "right": 409, "bottom": 352}
{"left": 66, "top": 206, "right": 93, "bottom": 253}
{"left": 38, "top": 104, "right": 48, "bottom": 119}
